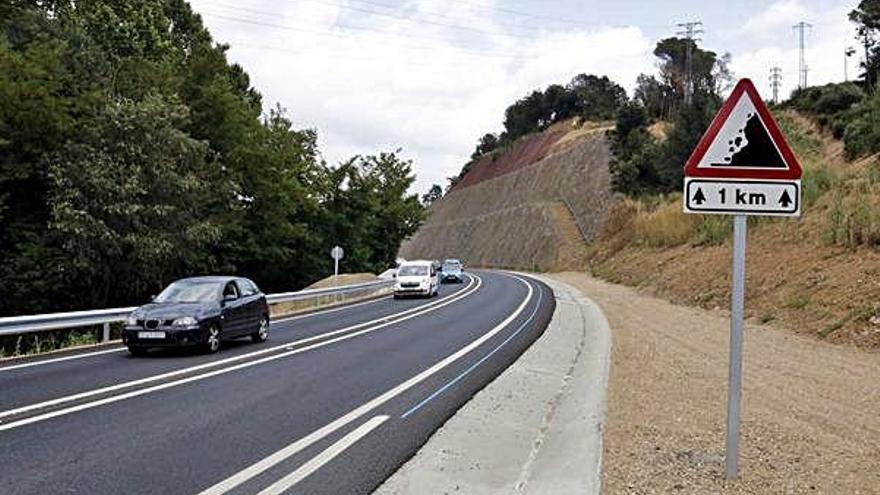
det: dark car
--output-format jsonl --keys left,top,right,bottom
{"left": 122, "top": 276, "right": 269, "bottom": 355}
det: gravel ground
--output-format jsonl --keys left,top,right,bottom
{"left": 552, "top": 272, "right": 880, "bottom": 495}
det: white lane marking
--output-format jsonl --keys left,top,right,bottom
{"left": 0, "top": 276, "right": 483, "bottom": 431}
{"left": 0, "top": 292, "right": 395, "bottom": 374}
{"left": 0, "top": 277, "right": 475, "bottom": 420}
{"left": 400, "top": 280, "right": 545, "bottom": 418}
{"left": 197, "top": 274, "right": 533, "bottom": 495}
{"left": 0, "top": 348, "right": 127, "bottom": 373}
{"left": 255, "top": 415, "right": 389, "bottom": 495}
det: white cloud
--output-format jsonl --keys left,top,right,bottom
{"left": 189, "top": 0, "right": 654, "bottom": 193}
{"left": 739, "top": 0, "right": 811, "bottom": 39}
{"left": 189, "top": 0, "right": 859, "bottom": 195}
{"left": 731, "top": 2, "right": 859, "bottom": 101}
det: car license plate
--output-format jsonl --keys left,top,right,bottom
{"left": 138, "top": 331, "right": 166, "bottom": 339}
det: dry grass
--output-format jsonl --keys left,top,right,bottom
{"left": 307, "top": 273, "right": 378, "bottom": 289}
{"left": 632, "top": 195, "right": 698, "bottom": 247}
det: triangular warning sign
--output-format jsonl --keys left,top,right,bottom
{"left": 684, "top": 78, "right": 802, "bottom": 180}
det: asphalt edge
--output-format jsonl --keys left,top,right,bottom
{"left": 374, "top": 273, "right": 611, "bottom": 494}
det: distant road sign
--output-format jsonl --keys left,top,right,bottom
{"left": 331, "top": 246, "right": 344, "bottom": 261}
{"left": 683, "top": 78, "right": 802, "bottom": 217}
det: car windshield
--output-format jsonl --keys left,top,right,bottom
{"left": 154, "top": 280, "right": 222, "bottom": 303}
{"left": 398, "top": 265, "right": 428, "bottom": 276}
{"left": 442, "top": 263, "right": 461, "bottom": 271}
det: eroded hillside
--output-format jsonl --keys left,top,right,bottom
{"left": 400, "top": 120, "right": 613, "bottom": 271}
{"left": 588, "top": 112, "right": 880, "bottom": 349}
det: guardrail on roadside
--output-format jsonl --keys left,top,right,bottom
{"left": 0, "top": 279, "right": 395, "bottom": 342}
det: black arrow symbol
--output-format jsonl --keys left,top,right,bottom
{"left": 692, "top": 187, "right": 707, "bottom": 205}
{"left": 779, "top": 190, "right": 792, "bottom": 208}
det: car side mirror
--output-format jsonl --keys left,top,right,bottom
{"left": 149, "top": 295, "right": 156, "bottom": 302}
{"left": 223, "top": 294, "right": 237, "bottom": 303}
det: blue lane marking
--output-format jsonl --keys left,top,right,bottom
{"left": 400, "top": 281, "right": 545, "bottom": 419}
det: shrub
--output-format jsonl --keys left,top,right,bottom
{"left": 843, "top": 94, "right": 880, "bottom": 158}
{"left": 813, "top": 83, "right": 864, "bottom": 115}
{"left": 692, "top": 215, "right": 732, "bottom": 246}
{"left": 826, "top": 180, "right": 880, "bottom": 247}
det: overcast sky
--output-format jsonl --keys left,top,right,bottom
{"left": 186, "top": 0, "right": 861, "bottom": 194}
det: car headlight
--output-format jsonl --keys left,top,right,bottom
{"left": 172, "top": 316, "right": 198, "bottom": 327}
{"left": 125, "top": 314, "right": 138, "bottom": 326}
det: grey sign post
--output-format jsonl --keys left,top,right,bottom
{"left": 682, "top": 79, "right": 802, "bottom": 479}
{"left": 725, "top": 215, "right": 747, "bottom": 477}
{"left": 331, "top": 246, "right": 344, "bottom": 279}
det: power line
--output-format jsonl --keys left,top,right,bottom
{"left": 451, "top": 0, "right": 613, "bottom": 27}
{"left": 676, "top": 21, "right": 703, "bottom": 105}
{"left": 792, "top": 21, "right": 812, "bottom": 89}
{"left": 340, "top": 0, "right": 572, "bottom": 35}
{"left": 202, "top": 0, "right": 547, "bottom": 41}
{"left": 769, "top": 66, "right": 782, "bottom": 103}
{"left": 199, "top": 11, "right": 540, "bottom": 60}
{"left": 200, "top": 11, "right": 560, "bottom": 60}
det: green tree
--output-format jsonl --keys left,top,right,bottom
{"left": 422, "top": 184, "right": 443, "bottom": 205}
{"left": 850, "top": 0, "right": 880, "bottom": 90}
{"left": 568, "top": 74, "right": 627, "bottom": 120}
{"left": 48, "top": 95, "right": 220, "bottom": 308}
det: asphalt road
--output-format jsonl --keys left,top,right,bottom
{"left": 0, "top": 271, "right": 554, "bottom": 495}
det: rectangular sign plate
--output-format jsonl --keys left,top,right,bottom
{"left": 684, "top": 178, "right": 800, "bottom": 217}
{"left": 138, "top": 331, "right": 166, "bottom": 339}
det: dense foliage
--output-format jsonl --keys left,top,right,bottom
{"left": 609, "top": 38, "right": 726, "bottom": 195}
{"left": 0, "top": 1, "right": 422, "bottom": 316}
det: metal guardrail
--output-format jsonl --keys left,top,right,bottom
{"left": 0, "top": 279, "right": 395, "bottom": 340}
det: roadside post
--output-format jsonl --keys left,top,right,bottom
{"left": 682, "top": 78, "right": 802, "bottom": 479}
{"left": 331, "top": 245, "right": 344, "bottom": 279}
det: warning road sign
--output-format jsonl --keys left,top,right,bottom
{"left": 680, "top": 78, "right": 806, "bottom": 480}
{"left": 684, "top": 78, "right": 802, "bottom": 181}
{"left": 683, "top": 78, "right": 802, "bottom": 217}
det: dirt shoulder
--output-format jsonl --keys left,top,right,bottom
{"left": 551, "top": 272, "right": 880, "bottom": 494}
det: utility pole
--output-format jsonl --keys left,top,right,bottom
{"left": 677, "top": 21, "right": 704, "bottom": 105}
{"left": 792, "top": 22, "right": 812, "bottom": 89}
{"left": 845, "top": 46, "right": 856, "bottom": 82}
{"left": 769, "top": 67, "right": 782, "bottom": 103}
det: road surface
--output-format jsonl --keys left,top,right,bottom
{"left": 0, "top": 271, "right": 554, "bottom": 495}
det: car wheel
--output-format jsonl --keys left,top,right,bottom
{"left": 127, "top": 346, "right": 148, "bottom": 356}
{"left": 252, "top": 316, "right": 269, "bottom": 343}
{"left": 203, "top": 325, "right": 221, "bottom": 354}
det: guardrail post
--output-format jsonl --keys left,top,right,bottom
{"left": 102, "top": 323, "right": 110, "bottom": 343}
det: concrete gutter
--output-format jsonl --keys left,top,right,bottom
{"left": 375, "top": 274, "right": 611, "bottom": 494}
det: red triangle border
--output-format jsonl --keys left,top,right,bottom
{"left": 683, "top": 78, "right": 802, "bottom": 180}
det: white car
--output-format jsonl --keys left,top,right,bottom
{"left": 394, "top": 260, "right": 439, "bottom": 299}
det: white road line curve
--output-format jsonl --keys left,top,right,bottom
{"left": 197, "top": 273, "right": 533, "bottom": 495}
{"left": 0, "top": 291, "right": 395, "bottom": 374}
{"left": 0, "top": 276, "right": 483, "bottom": 431}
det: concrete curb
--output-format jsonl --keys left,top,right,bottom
{"left": 375, "top": 274, "right": 611, "bottom": 494}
